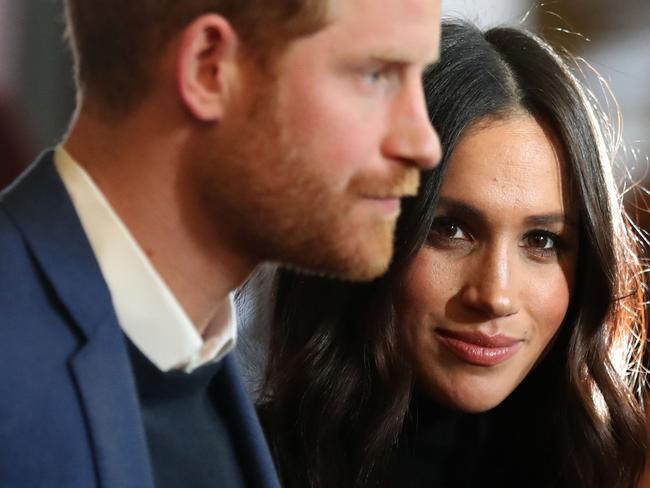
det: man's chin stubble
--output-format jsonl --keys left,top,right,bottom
{"left": 274, "top": 219, "right": 396, "bottom": 282}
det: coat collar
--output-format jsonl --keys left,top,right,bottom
{"left": 2, "top": 150, "right": 114, "bottom": 338}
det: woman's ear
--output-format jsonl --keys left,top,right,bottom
{"left": 176, "top": 14, "right": 240, "bottom": 122}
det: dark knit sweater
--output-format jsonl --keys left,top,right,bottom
{"left": 127, "top": 341, "right": 247, "bottom": 488}
{"left": 390, "top": 386, "right": 565, "bottom": 488}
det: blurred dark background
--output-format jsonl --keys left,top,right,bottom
{"left": 1, "top": 0, "right": 648, "bottom": 201}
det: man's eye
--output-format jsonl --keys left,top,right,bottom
{"left": 365, "top": 69, "right": 385, "bottom": 83}
{"left": 360, "top": 65, "right": 399, "bottom": 88}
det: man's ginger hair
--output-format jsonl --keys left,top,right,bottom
{"left": 64, "top": 0, "right": 328, "bottom": 114}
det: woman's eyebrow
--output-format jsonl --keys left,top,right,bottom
{"left": 525, "top": 214, "right": 577, "bottom": 228}
{"left": 437, "top": 197, "right": 577, "bottom": 228}
{"left": 436, "top": 197, "right": 485, "bottom": 221}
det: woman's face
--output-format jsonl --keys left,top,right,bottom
{"left": 396, "top": 114, "right": 579, "bottom": 413}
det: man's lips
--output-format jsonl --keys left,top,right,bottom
{"left": 362, "top": 195, "right": 402, "bottom": 213}
{"left": 435, "top": 328, "right": 523, "bottom": 366}
{"left": 359, "top": 177, "right": 419, "bottom": 214}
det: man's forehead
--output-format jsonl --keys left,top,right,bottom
{"left": 331, "top": 0, "right": 440, "bottom": 17}
{"left": 322, "top": 0, "right": 441, "bottom": 64}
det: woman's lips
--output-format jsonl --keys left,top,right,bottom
{"left": 435, "top": 329, "right": 523, "bottom": 367}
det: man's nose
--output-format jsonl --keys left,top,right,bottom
{"left": 382, "top": 76, "right": 442, "bottom": 170}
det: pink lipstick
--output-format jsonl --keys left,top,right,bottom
{"left": 435, "top": 329, "right": 523, "bottom": 367}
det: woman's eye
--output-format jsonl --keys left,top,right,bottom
{"left": 429, "top": 218, "right": 469, "bottom": 241}
{"left": 524, "top": 233, "right": 556, "bottom": 250}
{"left": 521, "top": 231, "right": 563, "bottom": 260}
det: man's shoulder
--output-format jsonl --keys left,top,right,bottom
{"left": 0, "top": 151, "right": 56, "bottom": 278}
{"left": 0, "top": 202, "right": 34, "bottom": 280}
{"left": 0, "top": 203, "right": 61, "bottom": 328}
{"left": 0, "top": 150, "right": 81, "bottom": 328}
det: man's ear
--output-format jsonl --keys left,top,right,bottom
{"left": 176, "top": 14, "right": 240, "bottom": 122}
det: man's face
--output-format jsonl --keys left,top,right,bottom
{"left": 197, "top": 0, "right": 442, "bottom": 281}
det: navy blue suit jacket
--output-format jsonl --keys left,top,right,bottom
{"left": 0, "top": 151, "right": 280, "bottom": 488}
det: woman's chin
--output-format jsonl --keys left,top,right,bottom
{"left": 450, "top": 398, "right": 503, "bottom": 414}
{"left": 423, "top": 381, "right": 513, "bottom": 414}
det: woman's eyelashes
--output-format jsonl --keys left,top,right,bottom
{"left": 520, "top": 230, "right": 564, "bottom": 261}
{"left": 428, "top": 216, "right": 571, "bottom": 261}
{"left": 428, "top": 216, "right": 471, "bottom": 247}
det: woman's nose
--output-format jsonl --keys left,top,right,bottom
{"left": 460, "top": 245, "right": 518, "bottom": 319}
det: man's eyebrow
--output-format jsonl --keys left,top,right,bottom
{"left": 368, "top": 56, "right": 407, "bottom": 67}
{"left": 368, "top": 45, "right": 440, "bottom": 67}
{"left": 437, "top": 197, "right": 577, "bottom": 228}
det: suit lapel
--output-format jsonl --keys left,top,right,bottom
{"left": 1, "top": 151, "right": 154, "bottom": 488}
{"left": 68, "top": 320, "right": 154, "bottom": 488}
{"left": 215, "top": 356, "right": 281, "bottom": 488}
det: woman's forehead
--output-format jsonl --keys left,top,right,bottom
{"left": 442, "top": 114, "right": 576, "bottom": 220}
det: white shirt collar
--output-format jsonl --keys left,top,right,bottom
{"left": 54, "top": 146, "right": 236, "bottom": 373}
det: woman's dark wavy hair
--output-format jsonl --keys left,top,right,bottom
{"left": 259, "top": 21, "right": 647, "bottom": 488}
